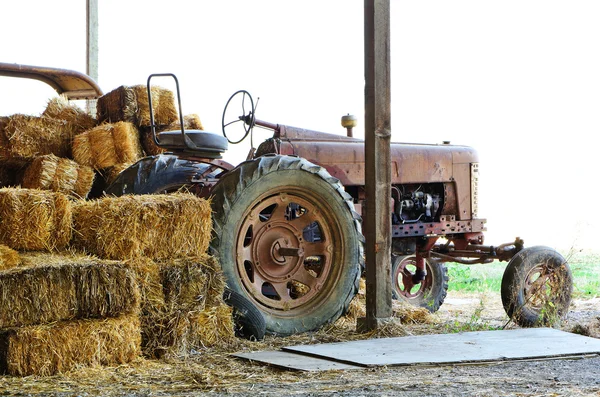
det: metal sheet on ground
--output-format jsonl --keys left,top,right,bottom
{"left": 282, "top": 328, "right": 600, "bottom": 367}
{"left": 234, "top": 350, "right": 363, "bottom": 371}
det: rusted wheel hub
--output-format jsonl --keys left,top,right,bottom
{"left": 237, "top": 192, "right": 333, "bottom": 311}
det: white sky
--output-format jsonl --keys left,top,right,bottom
{"left": 1, "top": 1, "right": 599, "bottom": 252}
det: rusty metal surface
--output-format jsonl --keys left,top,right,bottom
{"left": 0, "top": 62, "right": 103, "bottom": 99}
{"left": 392, "top": 219, "right": 486, "bottom": 238}
{"left": 276, "top": 140, "right": 476, "bottom": 187}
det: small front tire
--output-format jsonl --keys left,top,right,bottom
{"left": 501, "top": 246, "right": 573, "bottom": 327}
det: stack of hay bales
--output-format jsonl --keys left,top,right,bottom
{"left": 0, "top": 188, "right": 141, "bottom": 376}
{"left": 0, "top": 85, "right": 230, "bottom": 369}
{"left": 91, "top": 84, "right": 177, "bottom": 184}
{"left": 0, "top": 96, "right": 97, "bottom": 198}
{"left": 71, "top": 193, "right": 235, "bottom": 358}
{"left": 1, "top": 84, "right": 203, "bottom": 194}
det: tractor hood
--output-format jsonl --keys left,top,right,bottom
{"left": 261, "top": 123, "right": 478, "bottom": 187}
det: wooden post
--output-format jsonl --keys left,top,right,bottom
{"left": 86, "top": 0, "right": 99, "bottom": 116}
{"left": 357, "top": 0, "right": 392, "bottom": 332}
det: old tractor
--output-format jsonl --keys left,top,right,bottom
{"left": 107, "top": 74, "right": 573, "bottom": 335}
{"left": 0, "top": 64, "right": 573, "bottom": 336}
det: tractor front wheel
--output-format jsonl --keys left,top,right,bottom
{"left": 501, "top": 246, "right": 573, "bottom": 327}
{"left": 210, "top": 155, "right": 363, "bottom": 336}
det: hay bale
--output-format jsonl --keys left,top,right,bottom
{"left": 42, "top": 95, "right": 97, "bottom": 137}
{"left": 0, "top": 187, "right": 71, "bottom": 251}
{"left": 130, "top": 255, "right": 233, "bottom": 358}
{"left": 141, "top": 114, "right": 204, "bottom": 155}
{"left": 134, "top": 255, "right": 226, "bottom": 312}
{"left": 21, "top": 154, "right": 95, "bottom": 198}
{"left": 0, "top": 252, "right": 140, "bottom": 328}
{"left": 0, "top": 245, "right": 20, "bottom": 270}
{"left": 97, "top": 85, "right": 178, "bottom": 127}
{"left": 72, "top": 122, "right": 142, "bottom": 170}
{"left": 142, "top": 304, "right": 234, "bottom": 359}
{"left": 0, "top": 114, "right": 71, "bottom": 164}
{"left": 72, "top": 193, "right": 212, "bottom": 260}
{"left": 0, "top": 314, "right": 141, "bottom": 376}
{"left": 133, "top": 85, "right": 178, "bottom": 127}
{"left": 96, "top": 85, "right": 138, "bottom": 124}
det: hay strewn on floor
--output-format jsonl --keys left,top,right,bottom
{"left": 0, "top": 252, "right": 140, "bottom": 328}
{"left": 72, "top": 193, "right": 212, "bottom": 260}
{"left": 97, "top": 85, "right": 178, "bottom": 127}
{"left": 0, "top": 188, "right": 71, "bottom": 251}
{"left": 21, "top": 154, "right": 95, "bottom": 198}
{"left": 42, "top": 95, "right": 97, "bottom": 139}
{"left": 131, "top": 255, "right": 233, "bottom": 358}
{"left": 141, "top": 114, "right": 204, "bottom": 155}
{"left": 0, "top": 245, "right": 20, "bottom": 270}
{"left": 0, "top": 314, "right": 141, "bottom": 376}
{"left": 0, "top": 114, "right": 71, "bottom": 164}
{"left": 72, "top": 122, "right": 142, "bottom": 170}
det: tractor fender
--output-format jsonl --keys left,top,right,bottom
{"left": 105, "top": 154, "right": 222, "bottom": 196}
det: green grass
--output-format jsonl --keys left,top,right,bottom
{"left": 446, "top": 250, "right": 600, "bottom": 299}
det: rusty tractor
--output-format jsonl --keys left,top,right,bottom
{"left": 0, "top": 64, "right": 573, "bottom": 336}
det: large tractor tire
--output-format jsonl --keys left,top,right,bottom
{"left": 391, "top": 255, "right": 449, "bottom": 313}
{"left": 501, "top": 246, "right": 573, "bottom": 327}
{"left": 210, "top": 155, "right": 363, "bottom": 336}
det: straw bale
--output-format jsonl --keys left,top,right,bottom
{"left": 72, "top": 122, "right": 142, "bottom": 170}
{"left": 142, "top": 304, "right": 234, "bottom": 359}
{"left": 96, "top": 85, "right": 138, "bottom": 124}
{"left": 160, "top": 255, "right": 225, "bottom": 311}
{"left": 141, "top": 114, "right": 205, "bottom": 155}
{"left": 0, "top": 314, "right": 141, "bottom": 376}
{"left": 42, "top": 95, "right": 97, "bottom": 137}
{"left": 21, "top": 154, "right": 95, "bottom": 198}
{"left": 129, "top": 255, "right": 232, "bottom": 358}
{"left": 0, "top": 187, "right": 71, "bottom": 251}
{"left": 133, "top": 85, "right": 178, "bottom": 127}
{"left": 97, "top": 85, "right": 178, "bottom": 127}
{"left": 0, "top": 252, "right": 140, "bottom": 329}
{"left": 0, "top": 244, "right": 20, "bottom": 270}
{"left": 0, "top": 114, "right": 71, "bottom": 163}
{"left": 72, "top": 193, "right": 212, "bottom": 260}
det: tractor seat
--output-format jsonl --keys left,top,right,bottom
{"left": 157, "top": 129, "right": 228, "bottom": 158}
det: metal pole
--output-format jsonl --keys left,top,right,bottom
{"left": 86, "top": 0, "right": 99, "bottom": 116}
{"left": 358, "top": 0, "right": 392, "bottom": 332}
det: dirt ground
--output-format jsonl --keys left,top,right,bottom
{"left": 2, "top": 292, "right": 600, "bottom": 396}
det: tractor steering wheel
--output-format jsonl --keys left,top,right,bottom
{"left": 222, "top": 90, "right": 255, "bottom": 144}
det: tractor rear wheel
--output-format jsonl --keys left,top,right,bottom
{"left": 210, "top": 155, "right": 363, "bottom": 335}
{"left": 501, "top": 246, "right": 573, "bottom": 327}
{"left": 391, "top": 255, "right": 448, "bottom": 313}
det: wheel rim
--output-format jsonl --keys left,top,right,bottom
{"left": 523, "top": 263, "right": 567, "bottom": 312}
{"left": 392, "top": 256, "right": 434, "bottom": 301}
{"left": 236, "top": 188, "right": 340, "bottom": 313}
